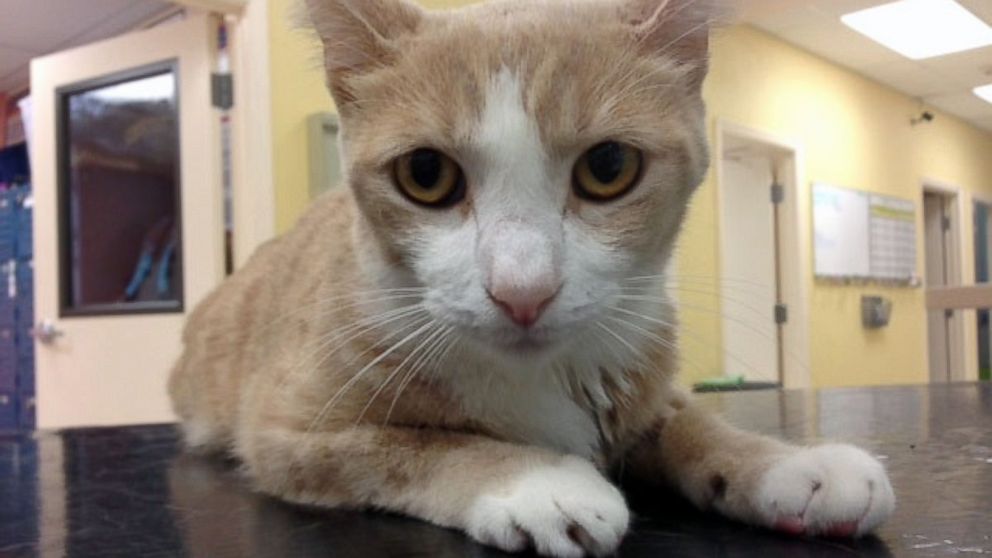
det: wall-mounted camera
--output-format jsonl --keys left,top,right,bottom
{"left": 911, "top": 110, "right": 935, "bottom": 126}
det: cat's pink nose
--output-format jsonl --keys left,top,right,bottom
{"left": 488, "top": 285, "right": 559, "bottom": 328}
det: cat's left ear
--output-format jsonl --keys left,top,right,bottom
{"left": 623, "top": 0, "right": 721, "bottom": 91}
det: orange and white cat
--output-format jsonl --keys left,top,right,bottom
{"left": 169, "top": 0, "right": 895, "bottom": 555}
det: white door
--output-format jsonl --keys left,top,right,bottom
{"left": 975, "top": 202, "right": 991, "bottom": 380}
{"left": 924, "top": 193, "right": 950, "bottom": 382}
{"left": 719, "top": 154, "right": 779, "bottom": 383}
{"left": 30, "top": 13, "right": 225, "bottom": 428}
{"left": 924, "top": 190, "right": 966, "bottom": 383}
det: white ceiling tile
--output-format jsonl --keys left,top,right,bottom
{"left": 0, "top": 0, "right": 134, "bottom": 52}
{"left": 927, "top": 91, "right": 992, "bottom": 120}
{"left": 748, "top": 4, "right": 826, "bottom": 33}
{"left": 732, "top": 0, "right": 813, "bottom": 23}
{"left": 0, "top": 45, "right": 34, "bottom": 80}
{"left": 858, "top": 60, "right": 959, "bottom": 97}
{"left": 0, "top": 0, "right": 172, "bottom": 95}
{"left": 958, "top": 0, "right": 992, "bottom": 26}
{"left": 919, "top": 46, "right": 992, "bottom": 88}
{"left": 807, "top": 0, "right": 891, "bottom": 18}
{"left": 769, "top": 20, "right": 898, "bottom": 69}
{"left": 0, "top": 66, "right": 30, "bottom": 97}
{"left": 65, "top": 1, "right": 175, "bottom": 52}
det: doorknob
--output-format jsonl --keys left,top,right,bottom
{"left": 30, "top": 320, "right": 64, "bottom": 345}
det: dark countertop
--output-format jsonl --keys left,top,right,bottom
{"left": 2, "top": 383, "right": 991, "bottom": 557}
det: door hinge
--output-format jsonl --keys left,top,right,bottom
{"left": 942, "top": 216, "right": 952, "bottom": 232}
{"left": 211, "top": 73, "right": 234, "bottom": 110}
{"left": 774, "top": 303, "right": 788, "bottom": 325}
{"left": 945, "top": 309, "right": 954, "bottom": 320}
{"left": 771, "top": 183, "right": 785, "bottom": 204}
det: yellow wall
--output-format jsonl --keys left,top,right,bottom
{"left": 267, "top": 0, "right": 476, "bottom": 232}
{"left": 266, "top": 2, "right": 992, "bottom": 387}
{"left": 269, "top": 0, "right": 333, "bottom": 231}
{"left": 681, "top": 26, "right": 992, "bottom": 388}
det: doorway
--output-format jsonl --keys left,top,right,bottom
{"left": 975, "top": 200, "right": 991, "bottom": 381}
{"left": 30, "top": 13, "right": 228, "bottom": 428}
{"left": 717, "top": 127, "right": 802, "bottom": 387}
{"left": 923, "top": 186, "right": 965, "bottom": 382}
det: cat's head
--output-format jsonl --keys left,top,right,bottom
{"left": 307, "top": 0, "right": 716, "bottom": 365}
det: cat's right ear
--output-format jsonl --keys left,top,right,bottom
{"left": 622, "top": 0, "right": 724, "bottom": 92}
{"left": 304, "top": 0, "right": 425, "bottom": 104}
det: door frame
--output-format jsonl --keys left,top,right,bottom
{"left": 971, "top": 192, "right": 992, "bottom": 380}
{"left": 30, "top": 11, "right": 226, "bottom": 428}
{"left": 714, "top": 119, "right": 811, "bottom": 389}
{"left": 175, "top": 0, "right": 276, "bottom": 268}
{"left": 921, "top": 178, "right": 974, "bottom": 382}
{"left": 225, "top": 0, "right": 276, "bottom": 267}
{"left": 973, "top": 193, "right": 992, "bottom": 281}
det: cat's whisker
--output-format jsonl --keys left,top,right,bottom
{"left": 354, "top": 322, "right": 448, "bottom": 425}
{"left": 292, "top": 300, "right": 427, "bottom": 356}
{"left": 425, "top": 329, "right": 462, "bottom": 383}
{"left": 382, "top": 326, "right": 456, "bottom": 427}
{"left": 272, "top": 305, "right": 430, "bottom": 401}
{"left": 278, "top": 309, "right": 413, "bottom": 384}
{"left": 232, "top": 288, "right": 428, "bottom": 340}
{"left": 587, "top": 322, "right": 634, "bottom": 373}
{"left": 610, "top": 299, "right": 809, "bottom": 375}
{"left": 276, "top": 313, "right": 432, "bottom": 494}
{"left": 605, "top": 311, "right": 770, "bottom": 383}
{"left": 623, "top": 285, "right": 782, "bottom": 330}
{"left": 273, "top": 308, "right": 427, "bottom": 404}
{"left": 616, "top": 294, "right": 778, "bottom": 339}
{"left": 595, "top": 321, "right": 655, "bottom": 374}
{"left": 281, "top": 303, "right": 428, "bottom": 388}
{"left": 624, "top": 273, "right": 776, "bottom": 291}
{"left": 304, "top": 318, "right": 437, "bottom": 438}
{"left": 277, "top": 289, "right": 427, "bottom": 321}
{"left": 632, "top": 287, "right": 776, "bottom": 310}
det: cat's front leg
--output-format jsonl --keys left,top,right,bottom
{"left": 240, "top": 425, "right": 629, "bottom": 557}
{"left": 628, "top": 402, "right": 895, "bottom": 536}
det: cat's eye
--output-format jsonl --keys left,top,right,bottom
{"left": 393, "top": 148, "right": 466, "bottom": 208}
{"left": 573, "top": 142, "right": 643, "bottom": 202}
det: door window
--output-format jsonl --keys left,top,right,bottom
{"left": 57, "top": 62, "right": 182, "bottom": 316}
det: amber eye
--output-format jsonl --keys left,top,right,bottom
{"left": 573, "top": 142, "right": 643, "bottom": 201}
{"left": 393, "top": 148, "right": 466, "bottom": 207}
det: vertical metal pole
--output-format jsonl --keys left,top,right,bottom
{"left": 771, "top": 167, "right": 785, "bottom": 386}
{"left": 215, "top": 19, "right": 234, "bottom": 275}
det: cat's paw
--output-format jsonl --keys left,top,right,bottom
{"left": 465, "top": 456, "right": 629, "bottom": 557}
{"left": 754, "top": 444, "right": 895, "bottom": 537}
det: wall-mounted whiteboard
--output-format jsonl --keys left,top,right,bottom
{"left": 812, "top": 183, "right": 918, "bottom": 282}
{"left": 813, "top": 183, "right": 870, "bottom": 278}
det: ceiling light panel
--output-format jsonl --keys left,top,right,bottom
{"left": 842, "top": 0, "right": 992, "bottom": 60}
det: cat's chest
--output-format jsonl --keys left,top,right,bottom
{"left": 447, "top": 367, "right": 607, "bottom": 461}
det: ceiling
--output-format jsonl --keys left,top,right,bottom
{"left": 2, "top": 0, "right": 991, "bottom": 134}
{"left": 0, "top": 0, "right": 175, "bottom": 96}
{"left": 736, "top": 0, "right": 992, "bottom": 133}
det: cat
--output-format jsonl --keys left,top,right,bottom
{"left": 168, "top": 0, "right": 895, "bottom": 555}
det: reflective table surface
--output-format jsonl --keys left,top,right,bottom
{"left": 3, "top": 383, "right": 991, "bottom": 557}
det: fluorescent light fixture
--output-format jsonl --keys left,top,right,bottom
{"left": 841, "top": 0, "right": 992, "bottom": 60}
{"left": 976, "top": 84, "right": 992, "bottom": 104}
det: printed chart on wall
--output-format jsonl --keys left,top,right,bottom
{"left": 869, "top": 195, "right": 916, "bottom": 280}
{"left": 812, "top": 183, "right": 917, "bottom": 283}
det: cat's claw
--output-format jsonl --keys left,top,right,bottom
{"left": 466, "top": 456, "right": 629, "bottom": 557}
{"left": 755, "top": 444, "right": 895, "bottom": 537}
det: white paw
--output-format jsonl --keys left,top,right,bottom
{"left": 755, "top": 444, "right": 895, "bottom": 537}
{"left": 466, "top": 456, "right": 629, "bottom": 557}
